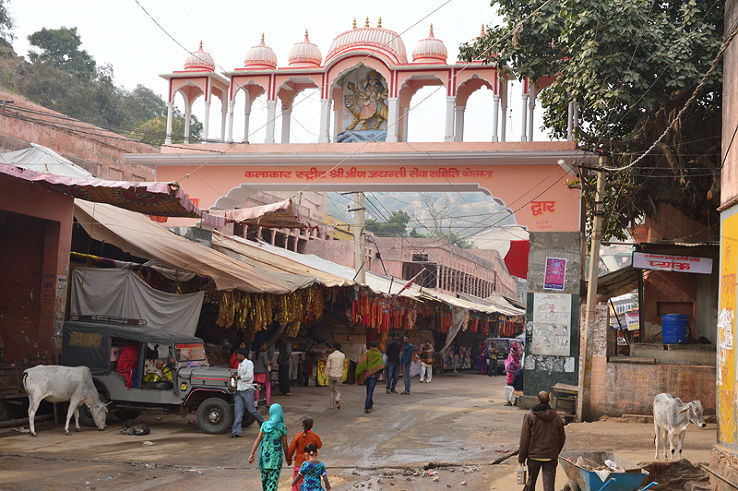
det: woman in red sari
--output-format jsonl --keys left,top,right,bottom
{"left": 116, "top": 342, "right": 139, "bottom": 389}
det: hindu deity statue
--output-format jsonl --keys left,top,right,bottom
{"left": 343, "top": 70, "right": 388, "bottom": 131}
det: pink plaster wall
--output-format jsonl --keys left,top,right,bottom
{"left": 0, "top": 175, "right": 74, "bottom": 361}
{"left": 0, "top": 89, "right": 157, "bottom": 180}
{"left": 153, "top": 140, "right": 580, "bottom": 233}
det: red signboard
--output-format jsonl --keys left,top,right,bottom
{"left": 632, "top": 252, "right": 713, "bottom": 274}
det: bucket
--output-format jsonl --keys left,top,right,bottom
{"left": 662, "top": 314, "right": 689, "bottom": 344}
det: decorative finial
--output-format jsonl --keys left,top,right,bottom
{"left": 305, "top": 29, "right": 309, "bottom": 39}
{"left": 378, "top": 17, "right": 382, "bottom": 28}
{"left": 353, "top": 18, "right": 357, "bottom": 29}
{"left": 480, "top": 24, "right": 485, "bottom": 37}
{"left": 429, "top": 24, "right": 434, "bottom": 37}
{"left": 365, "top": 17, "right": 370, "bottom": 28}
{"left": 261, "top": 33, "right": 265, "bottom": 43}
{"left": 199, "top": 40, "right": 203, "bottom": 49}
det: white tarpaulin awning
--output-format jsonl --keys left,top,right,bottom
{"left": 74, "top": 200, "right": 315, "bottom": 294}
{"left": 211, "top": 199, "right": 311, "bottom": 229}
{"left": 211, "top": 232, "right": 353, "bottom": 288}
{"left": 0, "top": 142, "right": 93, "bottom": 178}
{"left": 70, "top": 267, "right": 204, "bottom": 336}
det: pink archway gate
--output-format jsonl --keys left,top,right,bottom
{"left": 127, "top": 140, "right": 589, "bottom": 233}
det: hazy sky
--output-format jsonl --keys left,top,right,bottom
{"left": 7, "top": 0, "right": 539, "bottom": 251}
{"left": 7, "top": 0, "right": 546, "bottom": 144}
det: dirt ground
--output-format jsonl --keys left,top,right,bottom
{"left": 0, "top": 372, "right": 716, "bottom": 490}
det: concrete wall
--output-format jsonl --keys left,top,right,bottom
{"left": 0, "top": 88, "right": 157, "bottom": 180}
{"left": 523, "top": 231, "right": 582, "bottom": 396}
{"left": 0, "top": 175, "right": 74, "bottom": 362}
{"left": 588, "top": 361, "right": 716, "bottom": 417}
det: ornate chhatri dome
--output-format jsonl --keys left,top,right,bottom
{"left": 184, "top": 42, "right": 215, "bottom": 71}
{"left": 244, "top": 34, "right": 278, "bottom": 70}
{"left": 412, "top": 25, "right": 447, "bottom": 64}
{"left": 325, "top": 17, "right": 408, "bottom": 65}
{"left": 288, "top": 30, "right": 322, "bottom": 67}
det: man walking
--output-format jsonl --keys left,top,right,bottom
{"left": 325, "top": 343, "right": 345, "bottom": 410}
{"left": 385, "top": 335, "right": 402, "bottom": 394}
{"left": 355, "top": 341, "right": 384, "bottom": 414}
{"left": 232, "top": 348, "right": 265, "bottom": 437}
{"left": 419, "top": 339, "right": 434, "bottom": 383}
{"left": 400, "top": 335, "right": 413, "bottom": 394}
{"left": 518, "top": 391, "right": 566, "bottom": 491}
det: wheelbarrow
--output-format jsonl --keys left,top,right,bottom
{"left": 558, "top": 451, "right": 658, "bottom": 491}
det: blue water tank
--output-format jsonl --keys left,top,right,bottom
{"left": 662, "top": 314, "right": 689, "bottom": 344}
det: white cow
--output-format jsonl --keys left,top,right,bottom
{"left": 23, "top": 365, "right": 108, "bottom": 436}
{"left": 653, "top": 392, "right": 706, "bottom": 460}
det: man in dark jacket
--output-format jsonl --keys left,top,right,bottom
{"left": 518, "top": 391, "right": 566, "bottom": 491}
{"left": 385, "top": 335, "right": 402, "bottom": 394}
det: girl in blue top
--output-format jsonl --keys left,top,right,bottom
{"left": 291, "top": 443, "right": 331, "bottom": 491}
{"left": 249, "top": 404, "right": 290, "bottom": 491}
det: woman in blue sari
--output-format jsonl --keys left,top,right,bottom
{"left": 249, "top": 403, "right": 291, "bottom": 491}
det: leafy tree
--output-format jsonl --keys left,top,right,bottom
{"left": 0, "top": 0, "right": 13, "bottom": 42}
{"left": 366, "top": 210, "right": 411, "bottom": 236}
{"left": 27, "top": 27, "right": 96, "bottom": 78}
{"left": 130, "top": 111, "right": 203, "bottom": 145}
{"left": 460, "top": 0, "right": 724, "bottom": 240}
{"left": 120, "top": 85, "right": 167, "bottom": 127}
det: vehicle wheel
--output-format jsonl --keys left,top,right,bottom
{"left": 79, "top": 388, "right": 108, "bottom": 427}
{"left": 196, "top": 397, "right": 233, "bottom": 434}
{"left": 562, "top": 481, "right": 580, "bottom": 491}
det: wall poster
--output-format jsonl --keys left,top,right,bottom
{"left": 531, "top": 293, "right": 572, "bottom": 356}
{"left": 544, "top": 257, "right": 567, "bottom": 290}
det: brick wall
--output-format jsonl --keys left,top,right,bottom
{"left": 0, "top": 88, "right": 158, "bottom": 180}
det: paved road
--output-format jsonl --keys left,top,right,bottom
{"left": 0, "top": 372, "right": 517, "bottom": 490}
{"left": 0, "top": 371, "right": 717, "bottom": 490}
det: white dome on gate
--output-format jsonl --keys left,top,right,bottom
{"left": 184, "top": 42, "right": 215, "bottom": 71}
{"left": 412, "top": 25, "right": 447, "bottom": 64}
{"left": 244, "top": 34, "right": 278, "bottom": 70}
{"left": 325, "top": 18, "right": 407, "bottom": 65}
{"left": 288, "top": 30, "right": 322, "bottom": 67}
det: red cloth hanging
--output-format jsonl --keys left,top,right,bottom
{"left": 505, "top": 240, "right": 530, "bottom": 279}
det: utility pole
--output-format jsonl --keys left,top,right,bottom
{"left": 576, "top": 155, "right": 607, "bottom": 423}
{"left": 352, "top": 192, "right": 366, "bottom": 284}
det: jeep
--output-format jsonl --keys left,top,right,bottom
{"left": 60, "top": 317, "right": 265, "bottom": 434}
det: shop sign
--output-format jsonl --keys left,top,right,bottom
{"left": 632, "top": 252, "right": 713, "bottom": 274}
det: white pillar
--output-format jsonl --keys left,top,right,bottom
{"left": 226, "top": 100, "right": 235, "bottom": 143}
{"left": 386, "top": 97, "right": 399, "bottom": 142}
{"left": 520, "top": 91, "right": 528, "bottom": 142}
{"left": 281, "top": 107, "right": 292, "bottom": 143}
{"left": 491, "top": 94, "right": 500, "bottom": 142}
{"left": 220, "top": 102, "right": 227, "bottom": 142}
{"left": 444, "top": 96, "right": 456, "bottom": 142}
{"left": 202, "top": 101, "right": 211, "bottom": 144}
{"left": 573, "top": 101, "right": 579, "bottom": 136}
{"left": 319, "top": 98, "right": 331, "bottom": 143}
{"left": 332, "top": 107, "right": 339, "bottom": 142}
{"left": 265, "top": 100, "right": 277, "bottom": 143}
{"left": 165, "top": 101, "right": 174, "bottom": 144}
{"left": 183, "top": 101, "right": 191, "bottom": 144}
{"left": 244, "top": 102, "right": 251, "bottom": 143}
{"left": 454, "top": 105, "right": 465, "bottom": 142}
{"left": 527, "top": 85, "right": 535, "bottom": 142}
{"left": 402, "top": 107, "right": 410, "bottom": 142}
{"left": 500, "top": 84, "right": 508, "bottom": 142}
